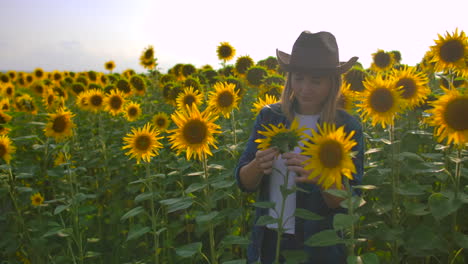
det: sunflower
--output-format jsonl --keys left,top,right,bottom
{"left": 0, "top": 126, "right": 11, "bottom": 135}
{"left": 105, "top": 60, "right": 116, "bottom": 72}
{"left": 24, "top": 74, "right": 34, "bottom": 87}
{"left": 104, "top": 89, "right": 127, "bottom": 116}
{"left": 75, "top": 92, "right": 90, "bottom": 111}
{"left": 100, "top": 74, "right": 108, "bottom": 86}
{"left": 0, "top": 74, "right": 10, "bottom": 85}
{"left": 140, "top": 45, "right": 157, "bottom": 70}
{"left": 256, "top": 118, "right": 307, "bottom": 154}
{"left": 129, "top": 75, "right": 147, "bottom": 95}
{"left": 168, "top": 105, "right": 221, "bottom": 161}
{"left": 390, "top": 66, "right": 430, "bottom": 109}
{"left": 0, "top": 111, "right": 12, "bottom": 125}
{"left": 176, "top": 86, "right": 203, "bottom": 111}
{"left": 116, "top": 78, "right": 132, "bottom": 95}
{"left": 430, "top": 28, "right": 468, "bottom": 75}
{"left": 30, "top": 81, "right": 45, "bottom": 97}
{"left": 0, "top": 135, "right": 16, "bottom": 164}
{"left": 251, "top": 94, "right": 279, "bottom": 117}
{"left": 425, "top": 88, "right": 468, "bottom": 146}
{"left": 54, "top": 151, "right": 71, "bottom": 167}
{"left": 371, "top": 49, "right": 395, "bottom": 72}
{"left": 235, "top": 55, "right": 254, "bottom": 75}
{"left": 257, "top": 56, "right": 279, "bottom": 72}
{"left": 217, "top": 42, "right": 236, "bottom": 62}
{"left": 207, "top": 82, "right": 240, "bottom": 118}
{"left": 183, "top": 77, "right": 202, "bottom": 92}
{"left": 152, "top": 112, "right": 171, "bottom": 132}
{"left": 124, "top": 101, "right": 142, "bottom": 121}
{"left": 301, "top": 123, "right": 357, "bottom": 190}
{"left": 30, "top": 193, "right": 44, "bottom": 206}
{"left": 122, "top": 123, "right": 163, "bottom": 164}
{"left": 259, "top": 83, "right": 283, "bottom": 99}
{"left": 343, "top": 66, "right": 368, "bottom": 93}
{"left": 7, "top": 71, "right": 17, "bottom": 81}
{"left": 33, "top": 68, "right": 45, "bottom": 80}
{"left": 70, "top": 82, "right": 86, "bottom": 96}
{"left": 356, "top": 74, "right": 402, "bottom": 128}
{"left": 338, "top": 87, "right": 356, "bottom": 112}
{"left": 44, "top": 107, "right": 76, "bottom": 142}
{"left": 86, "top": 71, "right": 99, "bottom": 83}
{"left": 41, "top": 88, "right": 57, "bottom": 111}
{"left": 85, "top": 89, "right": 105, "bottom": 112}
{"left": 15, "top": 94, "right": 37, "bottom": 114}
{"left": 246, "top": 66, "right": 268, "bottom": 87}
{"left": 52, "top": 70, "right": 63, "bottom": 83}
{"left": 181, "top": 64, "right": 196, "bottom": 78}
{"left": 0, "top": 98, "right": 10, "bottom": 111}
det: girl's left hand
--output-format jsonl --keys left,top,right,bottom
{"left": 282, "top": 152, "right": 318, "bottom": 184}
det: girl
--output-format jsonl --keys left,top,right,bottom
{"left": 235, "top": 31, "right": 364, "bottom": 263}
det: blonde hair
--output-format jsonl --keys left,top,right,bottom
{"left": 280, "top": 73, "right": 342, "bottom": 124}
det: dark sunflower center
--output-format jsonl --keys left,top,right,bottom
{"left": 318, "top": 140, "right": 343, "bottom": 168}
{"left": 2, "top": 104, "right": 9, "bottom": 110}
{"left": 156, "top": 118, "right": 166, "bottom": 127}
{"left": 396, "top": 78, "right": 417, "bottom": 99}
{"left": 0, "top": 75, "right": 9, "bottom": 83}
{"left": 34, "top": 85, "right": 44, "bottom": 94}
{"left": 374, "top": 52, "right": 391, "bottom": 69}
{"left": 345, "top": 70, "right": 366, "bottom": 92}
{"left": 183, "top": 95, "right": 196, "bottom": 106}
{"left": 90, "top": 95, "right": 103, "bottom": 106}
{"left": 34, "top": 197, "right": 42, "bottom": 203}
{"left": 369, "top": 88, "right": 394, "bottom": 113}
{"left": 144, "top": 49, "right": 154, "bottom": 60}
{"left": 182, "top": 120, "right": 208, "bottom": 144}
{"left": 35, "top": 71, "right": 44, "bottom": 78}
{"left": 47, "top": 95, "right": 54, "bottom": 105}
{"left": 106, "top": 63, "right": 113, "bottom": 69}
{"left": 128, "top": 107, "right": 138, "bottom": 117}
{"left": 0, "top": 144, "right": 5, "bottom": 157}
{"left": 443, "top": 98, "right": 468, "bottom": 131}
{"left": 72, "top": 84, "right": 85, "bottom": 94}
{"left": 52, "top": 115, "right": 68, "bottom": 133}
{"left": 0, "top": 115, "right": 6, "bottom": 124}
{"left": 135, "top": 135, "right": 151, "bottom": 151}
{"left": 219, "top": 46, "right": 233, "bottom": 58}
{"left": 217, "top": 91, "right": 234, "bottom": 108}
{"left": 6, "top": 88, "right": 13, "bottom": 96}
{"left": 54, "top": 73, "right": 61, "bottom": 81}
{"left": 110, "top": 96, "right": 123, "bottom": 110}
{"left": 440, "top": 40, "right": 464, "bottom": 63}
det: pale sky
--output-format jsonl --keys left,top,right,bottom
{"left": 1, "top": 0, "right": 467, "bottom": 73}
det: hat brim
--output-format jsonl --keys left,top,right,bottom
{"left": 276, "top": 49, "right": 359, "bottom": 76}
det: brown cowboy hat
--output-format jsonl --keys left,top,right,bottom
{"left": 276, "top": 31, "right": 359, "bottom": 76}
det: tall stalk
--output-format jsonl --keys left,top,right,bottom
{"left": 274, "top": 168, "right": 290, "bottom": 264}
{"left": 145, "top": 162, "right": 160, "bottom": 264}
{"left": 202, "top": 154, "right": 217, "bottom": 264}
{"left": 389, "top": 123, "right": 400, "bottom": 263}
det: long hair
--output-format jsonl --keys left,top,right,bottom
{"left": 280, "top": 73, "right": 342, "bottom": 124}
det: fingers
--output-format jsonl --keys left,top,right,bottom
{"left": 255, "top": 148, "right": 279, "bottom": 174}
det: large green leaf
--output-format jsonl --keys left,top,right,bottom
{"left": 126, "top": 226, "right": 151, "bottom": 241}
{"left": 294, "top": 208, "right": 323, "bottom": 221}
{"left": 159, "top": 197, "right": 193, "bottom": 213}
{"left": 195, "top": 211, "right": 219, "bottom": 224}
{"left": 184, "top": 183, "right": 207, "bottom": 193}
{"left": 120, "top": 206, "right": 145, "bottom": 222}
{"left": 429, "top": 193, "right": 462, "bottom": 220}
{"left": 304, "top": 230, "right": 342, "bottom": 247}
{"left": 221, "top": 235, "right": 250, "bottom": 245}
{"left": 454, "top": 232, "right": 468, "bottom": 248}
{"left": 333, "top": 213, "right": 359, "bottom": 230}
{"left": 252, "top": 201, "right": 275, "bottom": 209}
{"left": 255, "top": 215, "right": 277, "bottom": 226}
{"left": 175, "top": 242, "right": 202, "bottom": 258}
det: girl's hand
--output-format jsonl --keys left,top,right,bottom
{"left": 254, "top": 148, "right": 279, "bottom": 175}
{"left": 282, "top": 152, "right": 318, "bottom": 184}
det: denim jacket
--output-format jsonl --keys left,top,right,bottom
{"left": 234, "top": 103, "right": 364, "bottom": 263}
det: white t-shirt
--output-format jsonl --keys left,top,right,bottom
{"left": 267, "top": 113, "right": 320, "bottom": 234}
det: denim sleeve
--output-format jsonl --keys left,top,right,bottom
{"left": 234, "top": 110, "right": 267, "bottom": 193}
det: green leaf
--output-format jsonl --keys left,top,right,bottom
{"left": 84, "top": 251, "right": 101, "bottom": 258}
{"left": 42, "top": 227, "right": 64, "bottom": 238}
{"left": 340, "top": 196, "right": 366, "bottom": 209}
{"left": 429, "top": 193, "right": 462, "bottom": 221}
{"left": 294, "top": 208, "right": 323, "bottom": 220}
{"left": 454, "top": 232, "right": 468, "bottom": 248}
{"left": 160, "top": 197, "right": 193, "bottom": 213}
{"left": 252, "top": 201, "right": 275, "bottom": 209}
{"left": 175, "top": 242, "right": 202, "bottom": 258}
{"left": 126, "top": 226, "right": 151, "bottom": 241}
{"left": 406, "top": 225, "right": 446, "bottom": 251}
{"left": 333, "top": 213, "right": 359, "bottom": 230}
{"left": 57, "top": 228, "right": 73, "bottom": 237}
{"left": 222, "top": 260, "right": 246, "bottom": 264}
{"left": 134, "top": 192, "right": 156, "bottom": 203}
{"left": 404, "top": 201, "right": 429, "bottom": 216}
{"left": 282, "top": 250, "right": 308, "bottom": 264}
{"left": 365, "top": 148, "right": 382, "bottom": 155}
{"left": 16, "top": 187, "right": 33, "bottom": 193}
{"left": 54, "top": 204, "right": 70, "bottom": 215}
{"left": 352, "top": 185, "right": 378, "bottom": 190}
{"left": 256, "top": 215, "right": 277, "bottom": 226}
{"left": 304, "top": 229, "right": 342, "bottom": 247}
{"left": 120, "top": 206, "right": 145, "bottom": 222}
{"left": 361, "top": 252, "right": 380, "bottom": 264}
{"left": 185, "top": 183, "right": 207, "bottom": 193}
{"left": 324, "top": 189, "right": 348, "bottom": 199}
{"left": 221, "top": 235, "right": 250, "bottom": 245}
{"left": 396, "top": 182, "right": 427, "bottom": 196}
{"left": 211, "top": 180, "right": 235, "bottom": 189}
{"left": 196, "top": 211, "right": 218, "bottom": 224}
{"left": 397, "top": 152, "right": 424, "bottom": 162}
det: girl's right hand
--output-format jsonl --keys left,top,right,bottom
{"left": 254, "top": 148, "right": 279, "bottom": 175}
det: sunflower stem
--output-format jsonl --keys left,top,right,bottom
{"left": 389, "top": 123, "right": 400, "bottom": 263}
{"left": 145, "top": 162, "right": 160, "bottom": 264}
{"left": 449, "top": 148, "right": 462, "bottom": 263}
{"left": 345, "top": 178, "right": 356, "bottom": 257}
{"left": 202, "top": 154, "right": 217, "bottom": 264}
{"left": 231, "top": 110, "right": 237, "bottom": 147}
{"left": 274, "top": 168, "right": 290, "bottom": 264}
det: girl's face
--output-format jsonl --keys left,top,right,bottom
{"left": 291, "top": 72, "right": 331, "bottom": 114}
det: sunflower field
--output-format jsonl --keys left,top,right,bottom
{"left": 0, "top": 30, "right": 467, "bottom": 264}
